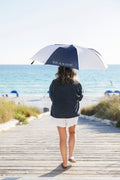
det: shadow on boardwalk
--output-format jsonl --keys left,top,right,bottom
{"left": 78, "top": 117, "right": 120, "bottom": 134}
{"left": 40, "top": 164, "right": 71, "bottom": 177}
{"left": 0, "top": 177, "right": 21, "bottom": 180}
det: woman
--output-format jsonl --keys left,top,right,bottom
{"left": 49, "top": 66, "right": 83, "bottom": 168}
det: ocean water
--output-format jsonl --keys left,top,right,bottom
{"left": 0, "top": 64, "right": 120, "bottom": 96}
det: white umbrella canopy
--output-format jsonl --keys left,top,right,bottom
{"left": 31, "top": 44, "right": 107, "bottom": 70}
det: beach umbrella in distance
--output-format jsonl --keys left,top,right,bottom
{"left": 104, "top": 90, "right": 113, "bottom": 95}
{"left": 31, "top": 44, "right": 107, "bottom": 70}
{"left": 10, "top": 90, "right": 19, "bottom": 97}
{"left": 114, "top": 90, "right": 120, "bottom": 94}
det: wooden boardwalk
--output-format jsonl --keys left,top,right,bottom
{"left": 0, "top": 113, "right": 120, "bottom": 179}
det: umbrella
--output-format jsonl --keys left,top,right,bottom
{"left": 10, "top": 90, "right": 19, "bottom": 97}
{"left": 114, "top": 90, "right": 120, "bottom": 94}
{"left": 31, "top": 44, "right": 107, "bottom": 70}
{"left": 104, "top": 90, "right": 113, "bottom": 94}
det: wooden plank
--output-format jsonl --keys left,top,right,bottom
{"left": 0, "top": 115, "right": 120, "bottom": 177}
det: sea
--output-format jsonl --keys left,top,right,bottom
{"left": 0, "top": 64, "right": 120, "bottom": 97}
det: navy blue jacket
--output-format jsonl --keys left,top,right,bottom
{"left": 49, "top": 79, "right": 83, "bottom": 118}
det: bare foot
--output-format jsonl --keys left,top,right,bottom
{"left": 69, "top": 156, "right": 76, "bottom": 162}
{"left": 61, "top": 162, "right": 67, "bottom": 168}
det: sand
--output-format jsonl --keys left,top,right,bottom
{"left": 6, "top": 94, "right": 103, "bottom": 112}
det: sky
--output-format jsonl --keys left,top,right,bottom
{"left": 0, "top": 0, "right": 120, "bottom": 65}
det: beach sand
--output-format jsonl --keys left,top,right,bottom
{"left": 6, "top": 94, "right": 103, "bottom": 112}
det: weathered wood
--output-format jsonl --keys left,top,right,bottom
{"left": 0, "top": 114, "right": 120, "bottom": 178}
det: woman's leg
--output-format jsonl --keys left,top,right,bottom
{"left": 57, "top": 126, "right": 67, "bottom": 167}
{"left": 68, "top": 125, "right": 76, "bottom": 159}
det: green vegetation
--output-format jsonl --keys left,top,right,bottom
{"left": 81, "top": 95, "right": 120, "bottom": 127}
{"left": 0, "top": 99, "right": 41, "bottom": 124}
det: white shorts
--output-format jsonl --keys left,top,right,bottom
{"left": 51, "top": 116, "right": 78, "bottom": 128}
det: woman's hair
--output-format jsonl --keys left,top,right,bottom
{"left": 55, "top": 66, "right": 77, "bottom": 85}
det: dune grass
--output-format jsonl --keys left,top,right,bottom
{"left": 0, "top": 99, "right": 41, "bottom": 124}
{"left": 81, "top": 95, "right": 120, "bottom": 127}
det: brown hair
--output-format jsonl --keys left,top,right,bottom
{"left": 55, "top": 66, "right": 77, "bottom": 85}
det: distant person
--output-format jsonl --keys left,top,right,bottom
{"left": 110, "top": 80, "right": 113, "bottom": 87}
{"left": 49, "top": 66, "right": 83, "bottom": 168}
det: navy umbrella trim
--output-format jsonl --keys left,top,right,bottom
{"left": 45, "top": 45, "right": 79, "bottom": 69}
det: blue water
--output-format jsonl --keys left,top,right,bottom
{"left": 0, "top": 64, "right": 120, "bottom": 96}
